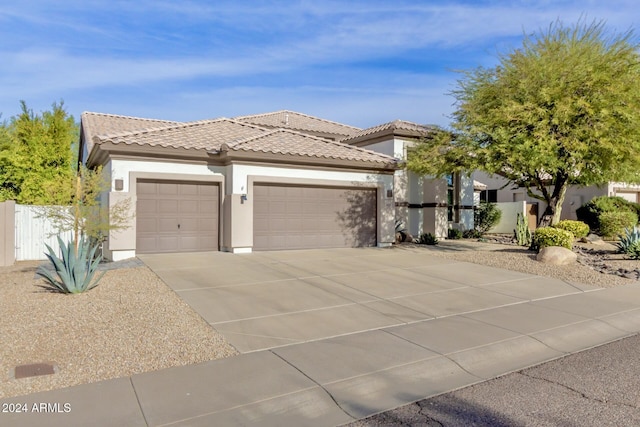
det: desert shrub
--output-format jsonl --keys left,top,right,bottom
{"left": 599, "top": 211, "right": 638, "bottom": 239}
{"left": 475, "top": 202, "right": 502, "bottom": 233}
{"left": 616, "top": 227, "right": 640, "bottom": 260}
{"left": 553, "top": 220, "right": 590, "bottom": 238}
{"left": 416, "top": 232, "right": 439, "bottom": 245}
{"left": 448, "top": 228, "right": 462, "bottom": 239}
{"left": 532, "top": 227, "right": 574, "bottom": 250}
{"left": 463, "top": 229, "right": 483, "bottom": 239}
{"left": 576, "top": 196, "right": 640, "bottom": 234}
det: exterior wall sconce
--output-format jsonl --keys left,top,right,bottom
{"left": 241, "top": 194, "right": 248, "bottom": 203}
{"left": 114, "top": 179, "right": 124, "bottom": 191}
{"left": 386, "top": 189, "right": 393, "bottom": 198}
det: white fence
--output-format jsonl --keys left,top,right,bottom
{"left": 488, "top": 201, "right": 537, "bottom": 234}
{"left": 14, "top": 204, "right": 73, "bottom": 261}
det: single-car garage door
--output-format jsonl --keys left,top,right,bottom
{"left": 253, "top": 184, "right": 377, "bottom": 251}
{"left": 136, "top": 180, "right": 219, "bottom": 253}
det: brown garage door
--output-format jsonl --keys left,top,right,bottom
{"left": 136, "top": 180, "right": 219, "bottom": 253}
{"left": 253, "top": 184, "right": 377, "bottom": 251}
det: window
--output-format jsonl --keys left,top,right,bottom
{"left": 446, "top": 173, "right": 460, "bottom": 222}
{"left": 480, "top": 189, "right": 497, "bottom": 203}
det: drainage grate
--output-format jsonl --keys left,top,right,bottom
{"left": 13, "top": 363, "right": 57, "bottom": 379}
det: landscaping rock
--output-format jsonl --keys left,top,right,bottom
{"left": 580, "top": 234, "right": 606, "bottom": 245}
{"left": 536, "top": 246, "right": 578, "bottom": 265}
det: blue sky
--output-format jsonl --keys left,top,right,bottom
{"left": 0, "top": 1, "right": 637, "bottom": 129}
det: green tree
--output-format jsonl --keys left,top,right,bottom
{"left": 0, "top": 101, "right": 77, "bottom": 204}
{"left": 407, "top": 20, "right": 640, "bottom": 226}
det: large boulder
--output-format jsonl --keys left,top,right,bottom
{"left": 536, "top": 246, "right": 577, "bottom": 265}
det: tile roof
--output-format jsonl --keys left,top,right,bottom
{"left": 234, "top": 110, "right": 361, "bottom": 138}
{"left": 94, "top": 119, "right": 267, "bottom": 151}
{"left": 82, "top": 111, "right": 398, "bottom": 168}
{"left": 81, "top": 112, "right": 179, "bottom": 156}
{"left": 225, "top": 129, "right": 396, "bottom": 164}
{"left": 340, "top": 120, "right": 436, "bottom": 143}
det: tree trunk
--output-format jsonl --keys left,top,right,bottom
{"left": 538, "top": 178, "right": 568, "bottom": 228}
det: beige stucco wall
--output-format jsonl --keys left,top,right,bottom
{"left": 103, "top": 158, "right": 395, "bottom": 259}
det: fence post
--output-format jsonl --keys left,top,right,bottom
{"left": 0, "top": 201, "right": 16, "bottom": 267}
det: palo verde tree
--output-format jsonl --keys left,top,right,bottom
{"left": 408, "top": 20, "right": 640, "bottom": 226}
{"left": 42, "top": 165, "right": 133, "bottom": 251}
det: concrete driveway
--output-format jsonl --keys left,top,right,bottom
{"left": 5, "top": 247, "right": 640, "bottom": 426}
{"left": 140, "top": 246, "right": 598, "bottom": 353}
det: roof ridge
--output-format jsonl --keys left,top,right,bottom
{"left": 339, "top": 119, "right": 436, "bottom": 143}
{"left": 227, "top": 127, "right": 397, "bottom": 161}
{"left": 94, "top": 118, "right": 234, "bottom": 141}
{"left": 94, "top": 117, "right": 270, "bottom": 142}
{"left": 81, "top": 111, "right": 179, "bottom": 124}
{"left": 234, "top": 110, "right": 362, "bottom": 131}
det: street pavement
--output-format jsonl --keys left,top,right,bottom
{"left": 348, "top": 333, "right": 640, "bottom": 427}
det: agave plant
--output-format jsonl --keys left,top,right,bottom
{"left": 616, "top": 226, "right": 640, "bottom": 260}
{"left": 37, "top": 236, "right": 105, "bottom": 293}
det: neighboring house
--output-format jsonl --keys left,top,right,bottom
{"left": 473, "top": 170, "right": 640, "bottom": 222}
{"left": 79, "top": 110, "right": 473, "bottom": 261}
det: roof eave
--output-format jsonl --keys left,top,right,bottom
{"left": 342, "top": 128, "right": 435, "bottom": 146}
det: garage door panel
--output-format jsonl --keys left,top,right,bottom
{"left": 137, "top": 182, "right": 158, "bottom": 195}
{"left": 253, "top": 184, "right": 377, "bottom": 251}
{"left": 137, "top": 218, "right": 158, "bottom": 233}
{"left": 179, "top": 184, "right": 199, "bottom": 196}
{"left": 158, "top": 184, "right": 178, "bottom": 196}
{"left": 137, "top": 180, "right": 219, "bottom": 254}
{"left": 179, "top": 200, "right": 198, "bottom": 214}
{"left": 159, "top": 200, "right": 178, "bottom": 213}
{"left": 198, "top": 200, "right": 216, "bottom": 212}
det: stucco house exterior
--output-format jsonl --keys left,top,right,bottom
{"left": 341, "top": 120, "right": 474, "bottom": 238}
{"left": 79, "top": 110, "right": 473, "bottom": 261}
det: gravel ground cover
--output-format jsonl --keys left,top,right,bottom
{"left": 0, "top": 261, "right": 238, "bottom": 399}
{"left": 1, "top": 239, "right": 636, "bottom": 400}
{"left": 410, "top": 239, "right": 637, "bottom": 288}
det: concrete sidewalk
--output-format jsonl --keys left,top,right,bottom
{"left": 3, "top": 249, "right": 640, "bottom": 426}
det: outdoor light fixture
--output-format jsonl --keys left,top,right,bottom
{"left": 115, "top": 179, "right": 124, "bottom": 191}
{"left": 241, "top": 194, "right": 248, "bottom": 203}
{"left": 387, "top": 189, "right": 393, "bottom": 198}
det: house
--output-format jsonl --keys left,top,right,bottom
{"left": 473, "top": 170, "right": 640, "bottom": 222}
{"left": 340, "top": 120, "right": 475, "bottom": 238}
{"left": 79, "top": 110, "right": 474, "bottom": 261}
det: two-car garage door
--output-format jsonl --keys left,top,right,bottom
{"left": 253, "top": 184, "right": 377, "bottom": 251}
{"left": 136, "top": 180, "right": 219, "bottom": 254}
{"left": 136, "top": 181, "right": 377, "bottom": 253}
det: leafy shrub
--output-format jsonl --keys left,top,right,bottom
{"left": 463, "top": 229, "right": 483, "bottom": 239}
{"left": 475, "top": 202, "right": 502, "bottom": 233}
{"left": 36, "top": 236, "right": 105, "bottom": 294}
{"left": 598, "top": 211, "right": 638, "bottom": 239}
{"left": 616, "top": 227, "right": 640, "bottom": 260}
{"left": 448, "top": 228, "right": 462, "bottom": 240}
{"left": 553, "top": 220, "right": 590, "bottom": 238}
{"left": 532, "top": 227, "right": 574, "bottom": 250}
{"left": 576, "top": 196, "right": 640, "bottom": 234}
{"left": 417, "top": 232, "right": 439, "bottom": 245}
